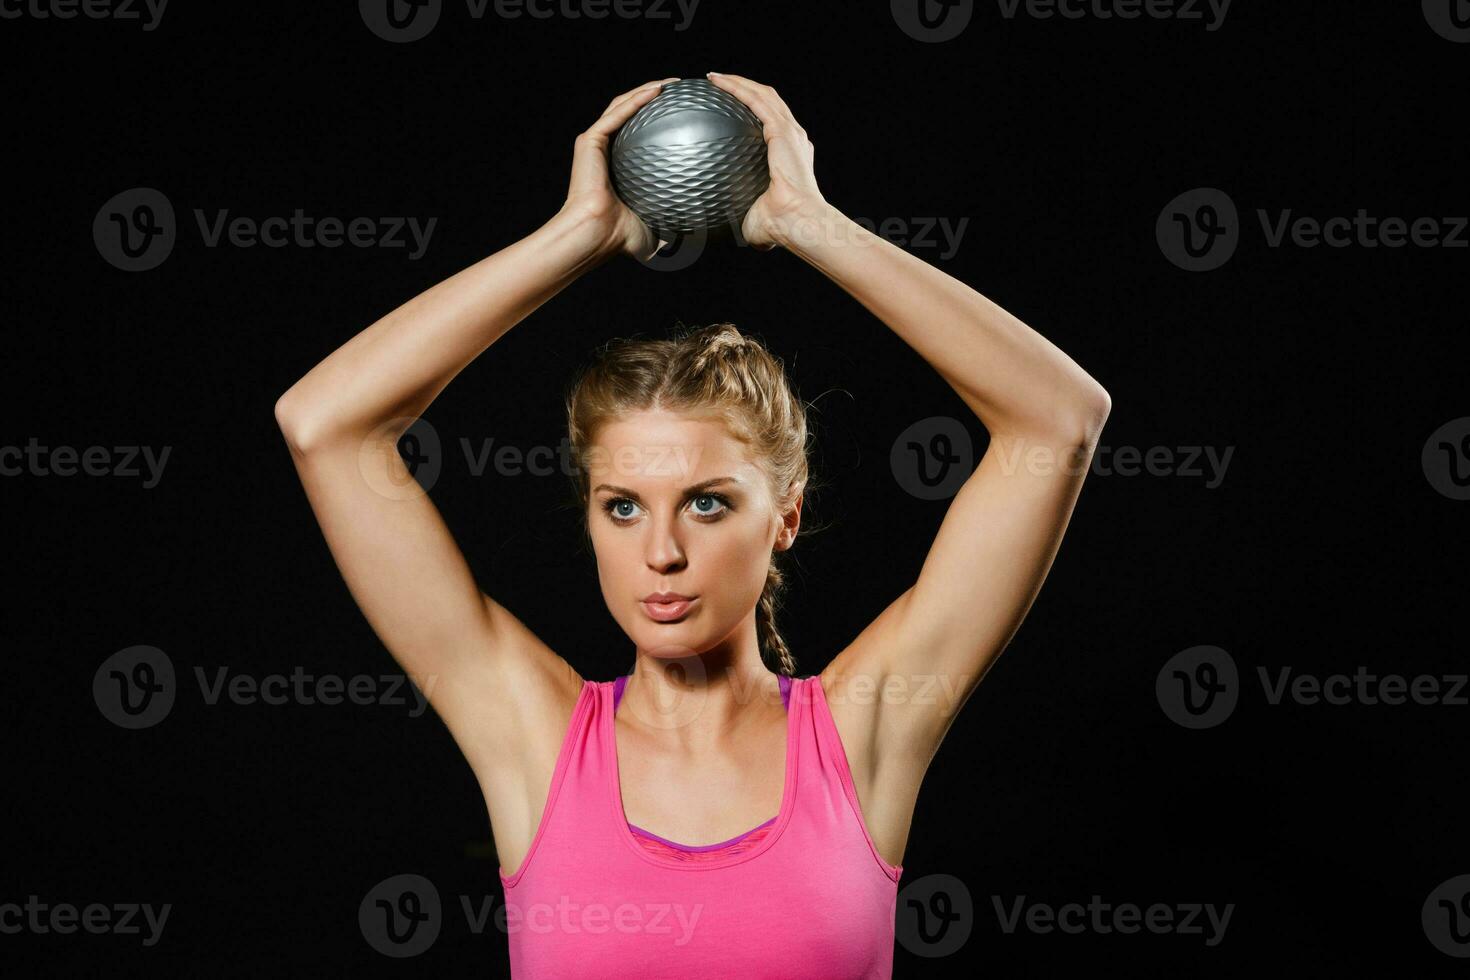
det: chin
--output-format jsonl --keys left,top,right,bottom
{"left": 631, "top": 625, "right": 721, "bottom": 663}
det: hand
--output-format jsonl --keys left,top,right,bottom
{"left": 704, "top": 72, "right": 828, "bottom": 251}
{"left": 560, "top": 77, "right": 680, "bottom": 261}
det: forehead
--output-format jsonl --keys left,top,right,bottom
{"left": 586, "top": 409, "right": 754, "bottom": 485}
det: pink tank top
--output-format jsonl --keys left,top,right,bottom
{"left": 619, "top": 672, "right": 784, "bottom": 861}
{"left": 497, "top": 673, "right": 903, "bottom": 979}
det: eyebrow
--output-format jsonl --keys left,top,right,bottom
{"left": 592, "top": 476, "right": 741, "bottom": 499}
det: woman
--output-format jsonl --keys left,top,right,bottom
{"left": 276, "top": 73, "right": 1110, "bottom": 978}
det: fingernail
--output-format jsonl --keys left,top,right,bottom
{"left": 707, "top": 71, "right": 721, "bottom": 77}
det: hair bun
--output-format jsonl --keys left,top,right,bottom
{"left": 692, "top": 323, "right": 753, "bottom": 370}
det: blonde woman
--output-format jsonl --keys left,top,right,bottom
{"left": 276, "top": 73, "right": 1110, "bottom": 978}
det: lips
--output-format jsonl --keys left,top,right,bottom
{"left": 643, "top": 592, "right": 693, "bottom": 603}
{"left": 641, "top": 595, "right": 696, "bottom": 622}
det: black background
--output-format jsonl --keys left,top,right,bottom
{"left": 5, "top": 1, "right": 1468, "bottom": 976}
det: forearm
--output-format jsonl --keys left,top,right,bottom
{"left": 783, "top": 202, "right": 1110, "bottom": 444}
{"left": 276, "top": 205, "right": 613, "bottom": 451}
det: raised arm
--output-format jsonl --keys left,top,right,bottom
{"left": 707, "top": 73, "right": 1110, "bottom": 790}
{"left": 787, "top": 199, "right": 1110, "bottom": 747}
{"left": 273, "top": 78, "right": 676, "bottom": 804}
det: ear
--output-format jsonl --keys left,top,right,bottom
{"left": 773, "top": 490, "right": 803, "bottom": 551}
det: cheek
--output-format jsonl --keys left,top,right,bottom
{"left": 704, "top": 523, "right": 764, "bottom": 567}
{"left": 703, "top": 522, "right": 776, "bottom": 601}
{"left": 590, "top": 526, "right": 631, "bottom": 582}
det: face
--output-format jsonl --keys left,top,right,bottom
{"left": 585, "top": 409, "right": 800, "bottom": 663}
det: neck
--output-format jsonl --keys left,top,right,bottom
{"left": 623, "top": 633, "right": 783, "bottom": 747}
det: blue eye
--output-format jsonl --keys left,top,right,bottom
{"left": 691, "top": 494, "right": 728, "bottom": 516}
{"left": 601, "top": 493, "right": 731, "bottom": 525}
{"left": 601, "top": 498, "right": 643, "bottom": 524}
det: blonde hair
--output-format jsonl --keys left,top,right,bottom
{"left": 564, "top": 321, "right": 819, "bottom": 676}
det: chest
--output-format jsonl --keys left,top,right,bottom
{"left": 613, "top": 718, "right": 788, "bottom": 847}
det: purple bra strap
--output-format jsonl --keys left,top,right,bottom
{"left": 629, "top": 815, "right": 778, "bottom": 852}
{"left": 614, "top": 672, "right": 792, "bottom": 711}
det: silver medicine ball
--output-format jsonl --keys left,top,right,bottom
{"left": 610, "top": 78, "right": 770, "bottom": 240}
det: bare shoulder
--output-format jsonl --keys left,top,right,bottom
{"left": 449, "top": 597, "right": 588, "bottom": 878}
{"left": 818, "top": 622, "right": 929, "bottom": 870}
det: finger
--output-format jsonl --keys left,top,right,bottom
{"left": 586, "top": 77, "right": 679, "bottom": 139}
{"left": 569, "top": 79, "right": 677, "bottom": 193}
{"left": 607, "top": 76, "right": 678, "bottom": 112}
{"left": 710, "top": 76, "right": 800, "bottom": 141}
{"left": 705, "top": 72, "right": 800, "bottom": 131}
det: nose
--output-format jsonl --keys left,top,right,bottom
{"left": 643, "top": 512, "right": 687, "bottom": 573}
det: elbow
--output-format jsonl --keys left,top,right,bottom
{"left": 274, "top": 385, "right": 320, "bottom": 455}
{"left": 1061, "top": 381, "right": 1111, "bottom": 450}
{"left": 1086, "top": 382, "right": 1112, "bottom": 430}
{"left": 275, "top": 385, "right": 392, "bottom": 455}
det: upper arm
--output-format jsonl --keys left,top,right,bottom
{"left": 274, "top": 406, "right": 583, "bottom": 784}
{"left": 823, "top": 412, "right": 1108, "bottom": 775}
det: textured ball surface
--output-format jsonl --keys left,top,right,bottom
{"left": 610, "top": 78, "right": 769, "bottom": 238}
